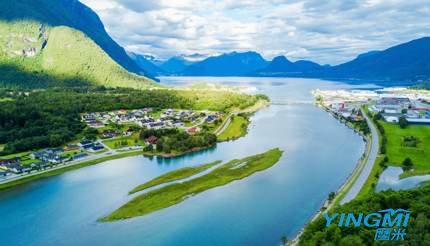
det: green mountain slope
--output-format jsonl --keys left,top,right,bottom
{"left": 43, "top": 26, "right": 156, "bottom": 88}
{"left": 0, "top": 21, "right": 157, "bottom": 89}
{"left": 0, "top": 0, "right": 144, "bottom": 75}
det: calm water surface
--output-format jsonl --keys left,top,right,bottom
{"left": 376, "top": 166, "right": 430, "bottom": 192}
{"left": 0, "top": 77, "right": 377, "bottom": 246}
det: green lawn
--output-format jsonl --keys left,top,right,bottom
{"left": 101, "top": 148, "right": 283, "bottom": 221}
{"left": 0, "top": 151, "right": 31, "bottom": 159}
{"left": 102, "top": 133, "right": 144, "bottom": 149}
{"left": 20, "top": 158, "right": 40, "bottom": 166}
{"left": 381, "top": 122, "right": 430, "bottom": 174}
{"left": 218, "top": 115, "right": 249, "bottom": 141}
{"left": 129, "top": 161, "right": 221, "bottom": 194}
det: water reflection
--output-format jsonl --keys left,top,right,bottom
{"left": 376, "top": 166, "right": 430, "bottom": 191}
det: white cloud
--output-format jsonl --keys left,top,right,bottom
{"left": 80, "top": 0, "right": 430, "bottom": 64}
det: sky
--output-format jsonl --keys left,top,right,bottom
{"left": 80, "top": 0, "right": 430, "bottom": 65}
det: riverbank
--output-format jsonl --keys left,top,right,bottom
{"left": 0, "top": 150, "right": 143, "bottom": 190}
{"left": 217, "top": 115, "right": 250, "bottom": 141}
{"left": 215, "top": 99, "right": 269, "bottom": 141}
{"left": 290, "top": 105, "right": 376, "bottom": 245}
{"left": 101, "top": 148, "right": 283, "bottom": 222}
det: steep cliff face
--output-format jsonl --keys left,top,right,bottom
{"left": 1, "top": 22, "right": 47, "bottom": 58}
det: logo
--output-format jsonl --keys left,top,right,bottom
{"left": 324, "top": 209, "right": 410, "bottom": 241}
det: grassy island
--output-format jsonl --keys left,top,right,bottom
{"left": 101, "top": 148, "right": 283, "bottom": 221}
{"left": 129, "top": 160, "right": 221, "bottom": 194}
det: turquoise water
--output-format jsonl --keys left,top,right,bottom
{"left": 0, "top": 77, "right": 374, "bottom": 246}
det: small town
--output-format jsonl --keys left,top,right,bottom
{"left": 0, "top": 108, "right": 223, "bottom": 180}
{"left": 83, "top": 107, "right": 220, "bottom": 130}
{"left": 313, "top": 87, "right": 430, "bottom": 124}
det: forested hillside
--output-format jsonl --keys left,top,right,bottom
{"left": 0, "top": 0, "right": 143, "bottom": 74}
{"left": 299, "top": 185, "right": 430, "bottom": 245}
{"left": 0, "top": 21, "right": 157, "bottom": 89}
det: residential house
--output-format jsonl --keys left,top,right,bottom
{"left": 73, "top": 153, "right": 89, "bottom": 160}
{"left": 64, "top": 144, "right": 80, "bottom": 151}
{"left": 145, "top": 136, "right": 158, "bottom": 145}
{"left": 123, "top": 128, "right": 134, "bottom": 136}
{"left": 187, "top": 127, "right": 200, "bottom": 135}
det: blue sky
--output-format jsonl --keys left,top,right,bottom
{"left": 81, "top": 0, "right": 430, "bottom": 65}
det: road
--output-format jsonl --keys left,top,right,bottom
{"left": 340, "top": 109, "right": 379, "bottom": 204}
{"left": 214, "top": 113, "right": 233, "bottom": 136}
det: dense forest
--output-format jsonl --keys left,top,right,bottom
{"left": 0, "top": 86, "right": 257, "bottom": 154}
{"left": 0, "top": 87, "right": 191, "bottom": 154}
{"left": 299, "top": 185, "right": 430, "bottom": 245}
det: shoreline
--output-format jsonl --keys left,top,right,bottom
{"left": 0, "top": 150, "right": 143, "bottom": 190}
{"left": 101, "top": 148, "right": 283, "bottom": 222}
{"left": 289, "top": 103, "right": 376, "bottom": 245}
{"left": 0, "top": 99, "right": 269, "bottom": 191}
{"left": 215, "top": 99, "right": 270, "bottom": 141}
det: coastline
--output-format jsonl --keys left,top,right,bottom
{"left": 289, "top": 103, "right": 376, "bottom": 245}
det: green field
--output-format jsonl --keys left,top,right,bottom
{"left": 129, "top": 161, "right": 221, "bottom": 194}
{"left": 0, "top": 151, "right": 31, "bottom": 159}
{"left": 381, "top": 121, "right": 430, "bottom": 175}
{"left": 356, "top": 119, "right": 430, "bottom": 198}
{"left": 218, "top": 115, "right": 249, "bottom": 141}
{"left": 101, "top": 148, "right": 283, "bottom": 221}
{"left": 102, "top": 133, "right": 144, "bottom": 149}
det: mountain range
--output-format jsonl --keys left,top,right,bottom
{"left": 180, "top": 51, "right": 268, "bottom": 76}
{"left": 0, "top": 0, "right": 428, "bottom": 88}
{"left": 252, "top": 55, "right": 323, "bottom": 76}
{"left": 135, "top": 37, "right": 430, "bottom": 83}
{"left": 316, "top": 37, "right": 430, "bottom": 81}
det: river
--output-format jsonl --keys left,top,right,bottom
{"left": 0, "top": 77, "right": 378, "bottom": 246}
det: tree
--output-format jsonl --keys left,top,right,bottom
{"left": 328, "top": 192, "right": 336, "bottom": 202}
{"left": 373, "top": 112, "right": 382, "bottom": 121}
{"left": 144, "top": 144, "right": 153, "bottom": 152}
{"left": 280, "top": 235, "right": 288, "bottom": 245}
{"left": 339, "top": 235, "right": 363, "bottom": 246}
{"left": 83, "top": 128, "right": 98, "bottom": 140}
{"left": 399, "top": 116, "right": 408, "bottom": 129}
{"left": 402, "top": 157, "right": 413, "bottom": 170}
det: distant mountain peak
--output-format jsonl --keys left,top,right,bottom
{"left": 181, "top": 51, "right": 268, "bottom": 76}
{"left": 272, "top": 55, "right": 293, "bottom": 64}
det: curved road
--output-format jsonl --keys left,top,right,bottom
{"left": 340, "top": 109, "right": 379, "bottom": 204}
